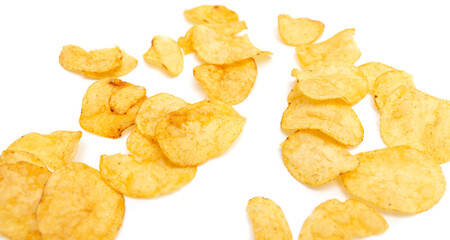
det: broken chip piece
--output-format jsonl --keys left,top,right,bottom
{"left": 278, "top": 14, "right": 324, "bottom": 46}
{"left": 144, "top": 35, "right": 184, "bottom": 76}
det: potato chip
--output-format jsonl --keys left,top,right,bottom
{"left": 278, "top": 14, "right": 324, "bottom": 46}
{"left": 342, "top": 146, "right": 445, "bottom": 213}
{"left": 194, "top": 58, "right": 257, "bottom": 105}
{"left": 281, "top": 130, "right": 358, "bottom": 186}
{"left": 295, "top": 29, "right": 361, "bottom": 67}
{"left": 281, "top": 95, "right": 364, "bottom": 146}
{"left": 126, "top": 128, "right": 166, "bottom": 160}
{"left": 358, "top": 62, "right": 395, "bottom": 93}
{"left": 144, "top": 35, "right": 184, "bottom": 76}
{"left": 79, "top": 78, "right": 146, "bottom": 138}
{"left": 247, "top": 197, "right": 292, "bottom": 240}
{"left": 100, "top": 153, "right": 197, "bottom": 198}
{"left": 155, "top": 100, "right": 246, "bottom": 167}
{"left": 80, "top": 50, "right": 138, "bottom": 79}
{"left": 0, "top": 150, "right": 45, "bottom": 168}
{"left": 59, "top": 45, "right": 122, "bottom": 73}
{"left": 287, "top": 83, "right": 303, "bottom": 103}
{"left": 299, "top": 199, "right": 388, "bottom": 239}
{"left": 291, "top": 61, "right": 368, "bottom": 105}
{"left": 6, "top": 130, "right": 82, "bottom": 170}
{"left": 37, "top": 162, "right": 125, "bottom": 240}
{"left": 184, "top": 5, "right": 239, "bottom": 24}
{"left": 373, "top": 70, "right": 415, "bottom": 110}
{"left": 380, "top": 86, "right": 450, "bottom": 164}
{"left": 0, "top": 162, "right": 51, "bottom": 240}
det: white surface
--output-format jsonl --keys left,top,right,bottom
{"left": 0, "top": 0, "right": 449, "bottom": 239}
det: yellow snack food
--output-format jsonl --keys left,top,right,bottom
{"left": 373, "top": 69, "right": 415, "bottom": 110}
{"left": 184, "top": 5, "right": 239, "bottom": 24}
{"left": 0, "top": 150, "right": 45, "bottom": 168}
{"left": 358, "top": 62, "right": 395, "bottom": 93}
{"left": 126, "top": 128, "right": 166, "bottom": 160}
{"left": 59, "top": 45, "right": 122, "bottom": 73}
{"left": 81, "top": 50, "right": 138, "bottom": 79}
{"left": 278, "top": 14, "right": 324, "bottom": 46}
{"left": 144, "top": 35, "right": 184, "bottom": 76}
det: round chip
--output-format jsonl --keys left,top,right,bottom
{"left": 358, "top": 62, "right": 395, "bottom": 93}
{"left": 0, "top": 150, "right": 45, "bottom": 168}
{"left": 126, "top": 128, "right": 166, "bottom": 160}
{"left": 59, "top": 45, "right": 122, "bottom": 73}
{"left": 373, "top": 70, "right": 415, "bottom": 110}
{"left": 278, "top": 14, "right": 324, "bottom": 46}
{"left": 144, "top": 35, "right": 184, "bottom": 76}
{"left": 184, "top": 5, "right": 239, "bottom": 24}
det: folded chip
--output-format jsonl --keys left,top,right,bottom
{"left": 278, "top": 14, "right": 324, "bottom": 46}
{"left": 144, "top": 35, "right": 184, "bottom": 76}
{"left": 184, "top": 5, "right": 239, "bottom": 24}
{"left": 81, "top": 50, "right": 138, "bottom": 79}
{"left": 127, "top": 128, "right": 166, "bottom": 160}
{"left": 373, "top": 69, "right": 415, "bottom": 110}
{"left": 358, "top": 62, "right": 395, "bottom": 94}
{"left": 0, "top": 150, "right": 45, "bottom": 168}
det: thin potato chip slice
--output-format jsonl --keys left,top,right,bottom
{"left": 127, "top": 128, "right": 166, "bottom": 160}
{"left": 278, "top": 14, "right": 324, "bottom": 46}
{"left": 59, "top": 45, "right": 122, "bottom": 73}
{"left": 144, "top": 35, "right": 184, "bottom": 76}
{"left": 247, "top": 197, "right": 292, "bottom": 240}
{"left": 342, "top": 146, "right": 445, "bottom": 213}
{"left": 358, "top": 62, "right": 395, "bottom": 93}
{"left": 373, "top": 70, "right": 415, "bottom": 110}
{"left": 0, "top": 150, "right": 45, "bottom": 168}
{"left": 299, "top": 199, "right": 388, "bottom": 240}
{"left": 81, "top": 50, "right": 138, "bottom": 79}
{"left": 184, "top": 5, "right": 239, "bottom": 24}
{"left": 37, "top": 162, "right": 125, "bottom": 240}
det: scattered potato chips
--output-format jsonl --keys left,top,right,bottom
{"left": 37, "top": 162, "right": 125, "bottom": 240}
{"left": 358, "top": 62, "right": 395, "bottom": 93}
{"left": 127, "top": 128, "right": 166, "bottom": 160}
{"left": 299, "top": 199, "right": 388, "bottom": 239}
{"left": 81, "top": 50, "right": 138, "bottom": 79}
{"left": 144, "top": 35, "right": 184, "bottom": 76}
{"left": 291, "top": 61, "right": 368, "bottom": 105}
{"left": 184, "top": 5, "right": 239, "bottom": 24}
{"left": 194, "top": 58, "right": 257, "bottom": 105}
{"left": 278, "top": 14, "right": 324, "bottom": 46}
{"left": 281, "top": 130, "right": 358, "bottom": 186}
{"left": 247, "top": 197, "right": 292, "bottom": 240}
{"left": 380, "top": 86, "right": 450, "bottom": 164}
{"left": 373, "top": 70, "right": 415, "bottom": 110}
{"left": 79, "top": 78, "right": 146, "bottom": 138}
{"left": 59, "top": 45, "right": 122, "bottom": 73}
{"left": 155, "top": 100, "right": 246, "bottom": 167}
{"left": 0, "top": 162, "right": 51, "bottom": 240}
{"left": 342, "top": 146, "right": 445, "bottom": 213}
{"left": 295, "top": 29, "right": 361, "bottom": 67}
{"left": 0, "top": 150, "right": 45, "bottom": 168}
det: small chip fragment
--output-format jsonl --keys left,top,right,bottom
{"left": 144, "top": 35, "right": 184, "bottom": 76}
{"left": 0, "top": 150, "right": 45, "bottom": 168}
{"left": 373, "top": 70, "right": 415, "bottom": 110}
{"left": 126, "top": 128, "right": 166, "bottom": 160}
{"left": 59, "top": 45, "right": 122, "bottom": 73}
{"left": 81, "top": 50, "right": 138, "bottom": 79}
{"left": 278, "top": 14, "right": 324, "bottom": 46}
{"left": 358, "top": 62, "right": 395, "bottom": 93}
{"left": 184, "top": 5, "right": 239, "bottom": 24}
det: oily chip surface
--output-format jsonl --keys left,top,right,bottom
{"left": 0, "top": 150, "right": 45, "bottom": 168}
{"left": 127, "top": 128, "right": 167, "bottom": 160}
{"left": 342, "top": 146, "right": 446, "bottom": 213}
{"left": 59, "top": 45, "right": 122, "bottom": 73}
{"left": 144, "top": 35, "right": 184, "bottom": 76}
{"left": 373, "top": 70, "right": 415, "bottom": 110}
{"left": 81, "top": 50, "right": 138, "bottom": 79}
{"left": 184, "top": 5, "right": 239, "bottom": 24}
{"left": 278, "top": 14, "right": 324, "bottom": 46}
{"left": 358, "top": 62, "right": 395, "bottom": 93}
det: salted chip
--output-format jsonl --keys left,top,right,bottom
{"left": 126, "top": 128, "right": 166, "bottom": 160}
{"left": 247, "top": 197, "right": 292, "bottom": 240}
{"left": 295, "top": 29, "right": 361, "bottom": 67}
{"left": 299, "top": 199, "right": 388, "bottom": 239}
{"left": 358, "top": 62, "right": 395, "bottom": 93}
{"left": 281, "top": 95, "right": 364, "bottom": 146}
{"left": 81, "top": 50, "right": 138, "bottom": 79}
{"left": 6, "top": 130, "right": 82, "bottom": 170}
{"left": 59, "top": 45, "right": 122, "bottom": 73}
{"left": 380, "top": 86, "right": 450, "bottom": 164}
{"left": 281, "top": 130, "right": 358, "bottom": 186}
{"left": 155, "top": 100, "right": 246, "bottom": 167}
{"left": 144, "top": 35, "right": 184, "bottom": 76}
{"left": 194, "top": 58, "right": 257, "bottom": 105}
{"left": 79, "top": 78, "right": 146, "bottom": 138}
{"left": 278, "top": 14, "right": 324, "bottom": 46}
{"left": 37, "top": 162, "right": 125, "bottom": 240}
{"left": 0, "top": 150, "right": 45, "bottom": 168}
{"left": 373, "top": 70, "right": 415, "bottom": 110}
{"left": 0, "top": 162, "right": 51, "bottom": 240}
{"left": 184, "top": 5, "right": 239, "bottom": 24}
{"left": 342, "top": 146, "right": 446, "bottom": 213}
{"left": 291, "top": 61, "right": 368, "bottom": 105}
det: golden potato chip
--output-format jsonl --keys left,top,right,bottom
{"left": 37, "top": 162, "right": 125, "bottom": 240}
{"left": 281, "top": 130, "right": 358, "bottom": 186}
{"left": 80, "top": 50, "right": 138, "bottom": 79}
{"left": 194, "top": 58, "right": 257, "bottom": 105}
{"left": 299, "top": 199, "right": 388, "bottom": 239}
{"left": 358, "top": 62, "right": 395, "bottom": 93}
{"left": 0, "top": 150, "right": 45, "bottom": 168}
{"left": 247, "top": 197, "right": 292, "bottom": 240}
{"left": 295, "top": 29, "right": 361, "bottom": 67}
{"left": 6, "top": 130, "right": 82, "bottom": 170}
{"left": 342, "top": 146, "right": 445, "bottom": 213}
{"left": 126, "top": 128, "right": 166, "bottom": 160}
{"left": 291, "top": 61, "right": 368, "bottom": 105}
{"left": 373, "top": 70, "right": 415, "bottom": 110}
{"left": 59, "top": 45, "right": 122, "bottom": 73}
{"left": 100, "top": 153, "right": 197, "bottom": 198}
{"left": 79, "top": 78, "right": 146, "bottom": 138}
{"left": 281, "top": 95, "right": 364, "bottom": 146}
{"left": 184, "top": 5, "right": 239, "bottom": 24}
{"left": 0, "top": 162, "right": 51, "bottom": 240}
{"left": 380, "top": 86, "right": 450, "bottom": 164}
{"left": 144, "top": 35, "right": 184, "bottom": 76}
{"left": 287, "top": 83, "right": 303, "bottom": 103}
{"left": 155, "top": 100, "right": 246, "bottom": 167}
{"left": 278, "top": 14, "right": 324, "bottom": 46}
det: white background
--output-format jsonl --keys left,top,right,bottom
{"left": 1, "top": 0, "right": 449, "bottom": 239}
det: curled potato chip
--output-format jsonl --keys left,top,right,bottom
{"left": 373, "top": 70, "right": 415, "bottom": 110}
{"left": 100, "top": 153, "right": 197, "bottom": 198}
{"left": 0, "top": 150, "right": 45, "bottom": 168}
{"left": 6, "top": 130, "right": 82, "bottom": 170}
{"left": 144, "top": 35, "right": 184, "bottom": 76}
{"left": 194, "top": 58, "right": 257, "bottom": 105}
{"left": 59, "top": 45, "right": 122, "bottom": 73}
{"left": 81, "top": 50, "right": 138, "bottom": 79}
{"left": 358, "top": 62, "right": 395, "bottom": 93}
{"left": 184, "top": 5, "right": 239, "bottom": 24}
{"left": 380, "top": 86, "right": 450, "bottom": 164}
{"left": 79, "top": 79, "right": 146, "bottom": 138}
{"left": 342, "top": 146, "right": 446, "bottom": 213}
{"left": 281, "top": 95, "right": 364, "bottom": 146}
{"left": 126, "top": 128, "right": 167, "bottom": 160}
{"left": 247, "top": 197, "right": 292, "bottom": 240}
{"left": 0, "top": 162, "right": 51, "bottom": 240}
{"left": 295, "top": 29, "right": 361, "bottom": 67}
{"left": 37, "top": 162, "right": 125, "bottom": 240}
{"left": 281, "top": 130, "right": 358, "bottom": 186}
{"left": 299, "top": 199, "right": 388, "bottom": 240}
{"left": 278, "top": 14, "right": 324, "bottom": 46}
{"left": 155, "top": 100, "right": 246, "bottom": 167}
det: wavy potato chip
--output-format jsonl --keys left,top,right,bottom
{"left": 59, "top": 45, "right": 122, "bottom": 73}
{"left": 155, "top": 100, "right": 246, "bottom": 167}
{"left": 295, "top": 29, "right": 361, "bottom": 67}
{"left": 79, "top": 78, "right": 146, "bottom": 138}
{"left": 380, "top": 86, "right": 450, "bottom": 164}
{"left": 37, "top": 162, "right": 125, "bottom": 240}
{"left": 342, "top": 146, "right": 446, "bottom": 213}
{"left": 184, "top": 5, "right": 239, "bottom": 24}
{"left": 81, "top": 50, "right": 138, "bottom": 79}
{"left": 127, "top": 128, "right": 166, "bottom": 160}
{"left": 299, "top": 199, "right": 388, "bottom": 240}
{"left": 0, "top": 162, "right": 51, "bottom": 240}
{"left": 358, "top": 62, "right": 395, "bottom": 93}
{"left": 194, "top": 58, "right": 257, "bottom": 105}
{"left": 373, "top": 70, "right": 415, "bottom": 110}
{"left": 0, "top": 150, "right": 45, "bottom": 168}
{"left": 247, "top": 197, "right": 292, "bottom": 240}
{"left": 144, "top": 35, "right": 184, "bottom": 76}
{"left": 281, "top": 130, "right": 358, "bottom": 186}
{"left": 278, "top": 14, "right": 324, "bottom": 46}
